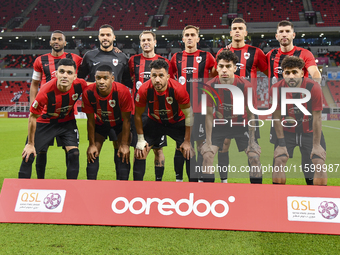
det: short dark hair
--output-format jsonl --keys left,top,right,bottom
{"left": 231, "top": 18, "right": 247, "bottom": 28}
{"left": 281, "top": 56, "right": 305, "bottom": 70}
{"left": 95, "top": 64, "right": 113, "bottom": 74}
{"left": 57, "top": 58, "right": 76, "bottom": 70}
{"left": 277, "top": 20, "right": 294, "bottom": 29}
{"left": 149, "top": 59, "right": 169, "bottom": 72}
{"left": 99, "top": 24, "right": 114, "bottom": 33}
{"left": 51, "top": 30, "right": 65, "bottom": 39}
{"left": 216, "top": 50, "right": 239, "bottom": 66}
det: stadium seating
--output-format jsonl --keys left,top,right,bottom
{"left": 327, "top": 80, "right": 340, "bottom": 106}
{"left": 3, "top": 55, "right": 38, "bottom": 68}
{"left": 325, "top": 52, "right": 340, "bottom": 66}
{"left": 23, "top": 0, "right": 94, "bottom": 31}
{"left": 0, "top": 81, "right": 30, "bottom": 106}
{"left": 237, "top": 0, "right": 302, "bottom": 22}
{"left": 311, "top": 0, "right": 340, "bottom": 27}
{"left": 0, "top": 1, "right": 30, "bottom": 28}
{"left": 87, "top": 1, "right": 157, "bottom": 31}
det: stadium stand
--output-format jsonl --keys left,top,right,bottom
{"left": 0, "top": 1, "right": 31, "bottom": 28}
{"left": 325, "top": 52, "right": 340, "bottom": 66}
{"left": 311, "top": 0, "right": 340, "bottom": 27}
{"left": 3, "top": 55, "right": 38, "bottom": 68}
{"left": 237, "top": 0, "right": 302, "bottom": 22}
{"left": 327, "top": 80, "right": 340, "bottom": 107}
{"left": 88, "top": 1, "right": 157, "bottom": 31}
{"left": 0, "top": 81, "right": 30, "bottom": 106}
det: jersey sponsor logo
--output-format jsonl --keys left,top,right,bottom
{"left": 166, "top": 97, "right": 173, "bottom": 104}
{"left": 72, "top": 93, "right": 79, "bottom": 101}
{"left": 196, "top": 56, "right": 202, "bottom": 63}
{"left": 136, "top": 81, "right": 143, "bottom": 91}
{"left": 155, "top": 109, "right": 170, "bottom": 115}
{"left": 93, "top": 62, "right": 100, "bottom": 66}
{"left": 151, "top": 113, "right": 160, "bottom": 120}
{"left": 32, "top": 100, "right": 39, "bottom": 109}
{"left": 182, "top": 67, "right": 197, "bottom": 74}
{"left": 56, "top": 105, "right": 73, "bottom": 114}
{"left": 236, "top": 63, "right": 244, "bottom": 71}
{"left": 112, "top": 59, "right": 119, "bottom": 66}
{"left": 139, "top": 71, "right": 151, "bottom": 79}
{"left": 179, "top": 76, "right": 186, "bottom": 85}
{"left": 135, "top": 93, "right": 140, "bottom": 102}
{"left": 274, "top": 67, "right": 283, "bottom": 74}
{"left": 244, "top": 52, "right": 250, "bottom": 60}
{"left": 109, "top": 99, "right": 116, "bottom": 108}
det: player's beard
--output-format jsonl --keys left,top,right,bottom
{"left": 286, "top": 78, "right": 302, "bottom": 87}
{"left": 280, "top": 38, "right": 291, "bottom": 47}
{"left": 52, "top": 45, "right": 64, "bottom": 52}
{"left": 101, "top": 40, "right": 113, "bottom": 49}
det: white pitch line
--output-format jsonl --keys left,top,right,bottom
{"left": 323, "top": 125, "right": 340, "bottom": 130}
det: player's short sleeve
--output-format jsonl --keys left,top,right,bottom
{"left": 135, "top": 82, "right": 148, "bottom": 107}
{"left": 255, "top": 48, "right": 268, "bottom": 72}
{"left": 32, "top": 57, "right": 42, "bottom": 80}
{"left": 170, "top": 54, "right": 178, "bottom": 78}
{"left": 81, "top": 86, "right": 95, "bottom": 114}
{"left": 206, "top": 52, "right": 217, "bottom": 70}
{"left": 302, "top": 50, "right": 317, "bottom": 69}
{"left": 311, "top": 83, "right": 323, "bottom": 111}
{"left": 165, "top": 58, "right": 175, "bottom": 79}
{"left": 118, "top": 84, "right": 133, "bottom": 112}
{"left": 173, "top": 80, "right": 190, "bottom": 105}
{"left": 30, "top": 88, "right": 47, "bottom": 115}
{"left": 77, "top": 53, "right": 90, "bottom": 79}
{"left": 73, "top": 54, "right": 83, "bottom": 70}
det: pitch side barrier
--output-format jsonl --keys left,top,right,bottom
{"left": 0, "top": 179, "right": 339, "bottom": 235}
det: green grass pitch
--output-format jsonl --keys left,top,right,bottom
{"left": 0, "top": 118, "right": 339, "bottom": 254}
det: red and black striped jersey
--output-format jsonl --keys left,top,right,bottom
{"left": 30, "top": 78, "right": 87, "bottom": 123}
{"left": 266, "top": 46, "right": 316, "bottom": 87}
{"left": 206, "top": 76, "right": 255, "bottom": 125}
{"left": 170, "top": 50, "right": 216, "bottom": 113}
{"left": 128, "top": 54, "right": 174, "bottom": 96}
{"left": 32, "top": 52, "right": 82, "bottom": 86}
{"left": 216, "top": 45, "right": 267, "bottom": 80}
{"left": 269, "top": 78, "right": 323, "bottom": 133}
{"left": 135, "top": 78, "right": 190, "bottom": 124}
{"left": 82, "top": 82, "right": 133, "bottom": 127}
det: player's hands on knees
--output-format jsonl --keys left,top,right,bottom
{"left": 22, "top": 144, "right": 36, "bottom": 162}
{"left": 134, "top": 143, "right": 150, "bottom": 159}
{"left": 87, "top": 144, "right": 99, "bottom": 163}
{"left": 310, "top": 144, "right": 326, "bottom": 161}
{"left": 179, "top": 140, "right": 191, "bottom": 160}
{"left": 274, "top": 145, "right": 289, "bottom": 159}
{"left": 200, "top": 143, "right": 214, "bottom": 155}
{"left": 118, "top": 144, "right": 130, "bottom": 163}
{"left": 246, "top": 143, "right": 261, "bottom": 156}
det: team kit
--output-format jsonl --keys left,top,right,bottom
{"left": 19, "top": 18, "right": 327, "bottom": 186}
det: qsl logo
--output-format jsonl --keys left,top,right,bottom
{"left": 111, "top": 193, "right": 235, "bottom": 218}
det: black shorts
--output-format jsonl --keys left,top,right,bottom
{"left": 191, "top": 113, "right": 205, "bottom": 141}
{"left": 131, "top": 114, "right": 167, "bottom": 148}
{"left": 144, "top": 118, "right": 185, "bottom": 148}
{"left": 32, "top": 119, "right": 79, "bottom": 154}
{"left": 95, "top": 123, "right": 123, "bottom": 141}
{"left": 274, "top": 131, "right": 326, "bottom": 179}
{"left": 212, "top": 125, "right": 250, "bottom": 152}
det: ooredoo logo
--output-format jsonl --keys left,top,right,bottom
{"left": 111, "top": 193, "right": 235, "bottom": 217}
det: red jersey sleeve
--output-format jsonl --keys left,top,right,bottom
{"left": 118, "top": 83, "right": 133, "bottom": 112}
{"left": 311, "top": 83, "right": 323, "bottom": 112}
{"left": 33, "top": 57, "right": 43, "bottom": 73}
{"left": 81, "top": 84, "right": 95, "bottom": 114}
{"left": 268, "top": 81, "right": 281, "bottom": 110}
{"left": 255, "top": 48, "right": 268, "bottom": 73}
{"left": 302, "top": 50, "right": 317, "bottom": 69}
{"left": 165, "top": 58, "right": 175, "bottom": 79}
{"left": 135, "top": 82, "right": 148, "bottom": 107}
{"left": 30, "top": 86, "right": 48, "bottom": 115}
{"left": 206, "top": 52, "right": 217, "bottom": 71}
{"left": 73, "top": 54, "right": 83, "bottom": 70}
{"left": 170, "top": 54, "right": 178, "bottom": 78}
{"left": 173, "top": 80, "right": 190, "bottom": 105}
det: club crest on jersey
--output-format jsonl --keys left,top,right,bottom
{"left": 196, "top": 56, "right": 202, "bottom": 63}
{"left": 244, "top": 52, "right": 250, "bottom": 60}
{"left": 136, "top": 81, "right": 143, "bottom": 90}
{"left": 72, "top": 93, "right": 79, "bottom": 101}
{"left": 166, "top": 97, "right": 173, "bottom": 104}
{"left": 179, "top": 76, "right": 186, "bottom": 85}
{"left": 112, "top": 59, "right": 119, "bottom": 66}
{"left": 109, "top": 99, "right": 116, "bottom": 108}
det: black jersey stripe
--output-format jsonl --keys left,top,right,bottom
{"left": 158, "top": 94, "right": 169, "bottom": 125}
{"left": 246, "top": 47, "right": 257, "bottom": 78}
{"left": 168, "top": 87, "right": 180, "bottom": 122}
